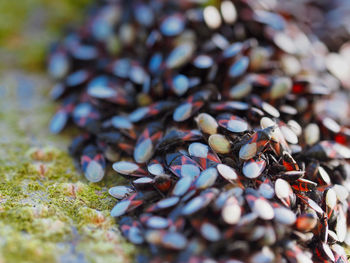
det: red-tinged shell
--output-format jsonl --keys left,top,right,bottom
{"left": 239, "top": 127, "right": 275, "bottom": 160}
{"left": 173, "top": 90, "right": 212, "bottom": 122}
{"left": 209, "top": 101, "right": 250, "bottom": 112}
{"left": 275, "top": 179, "right": 294, "bottom": 207}
{"left": 129, "top": 101, "right": 177, "bottom": 123}
{"left": 154, "top": 174, "right": 173, "bottom": 192}
{"left": 156, "top": 129, "right": 202, "bottom": 151}
{"left": 188, "top": 142, "right": 221, "bottom": 169}
{"left": 295, "top": 212, "right": 318, "bottom": 232}
{"left": 318, "top": 166, "right": 331, "bottom": 185}
{"left": 278, "top": 170, "right": 305, "bottom": 182}
{"left": 305, "top": 162, "right": 319, "bottom": 180}
{"left": 73, "top": 102, "right": 101, "bottom": 128}
{"left": 147, "top": 156, "right": 165, "bottom": 176}
{"left": 117, "top": 142, "right": 135, "bottom": 156}
{"left": 87, "top": 76, "right": 134, "bottom": 106}
{"left": 217, "top": 113, "right": 249, "bottom": 133}
{"left": 297, "top": 194, "right": 324, "bottom": 215}
{"left": 291, "top": 178, "right": 317, "bottom": 192}
{"left": 324, "top": 188, "right": 337, "bottom": 218}
{"left": 110, "top": 115, "right": 137, "bottom": 140}
{"left": 166, "top": 152, "right": 201, "bottom": 178}
{"left": 109, "top": 185, "right": 134, "bottom": 199}
{"left": 314, "top": 243, "right": 335, "bottom": 262}
{"left": 97, "top": 131, "right": 135, "bottom": 155}
{"left": 112, "top": 161, "right": 147, "bottom": 176}
{"left": 119, "top": 216, "right": 144, "bottom": 244}
{"left": 81, "top": 145, "right": 106, "bottom": 183}
{"left": 242, "top": 158, "right": 266, "bottom": 179}
{"left": 282, "top": 151, "right": 300, "bottom": 171}
{"left": 335, "top": 127, "right": 350, "bottom": 145}
{"left": 332, "top": 244, "right": 348, "bottom": 263}
{"left": 134, "top": 122, "right": 163, "bottom": 163}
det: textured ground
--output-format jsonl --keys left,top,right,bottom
{"left": 0, "top": 2, "right": 134, "bottom": 262}
{"left": 0, "top": 72, "right": 135, "bottom": 263}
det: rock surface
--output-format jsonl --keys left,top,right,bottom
{"left": 0, "top": 72, "right": 134, "bottom": 263}
{"left": 0, "top": 1, "right": 134, "bottom": 262}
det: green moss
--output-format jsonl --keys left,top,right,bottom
{"left": 0, "top": 71, "right": 134, "bottom": 262}
{"left": 0, "top": 222, "right": 57, "bottom": 263}
{"left": 0, "top": 143, "right": 134, "bottom": 262}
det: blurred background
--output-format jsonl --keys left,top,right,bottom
{"left": 0, "top": 0, "right": 92, "bottom": 70}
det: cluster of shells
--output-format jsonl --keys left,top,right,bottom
{"left": 48, "top": 0, "right": 350, "bottom": 262}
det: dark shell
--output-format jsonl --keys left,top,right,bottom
{"left": 173, "top": 90, "right": 212, "bottom": 122}
{"left": 80, "top": 145, "right": 106, "bottom": 182}
{"left": 166, "top": 152, "right": 201, "bottom": 178}
{"left": 129, "top": 101, "right": 177, "bottom": 123}
{"left": 109, "top": 185, "right": 134, "bottom": 199}
{"left": 112, "top": 161, "right": 147, "bottom": 176}
{"left": 72, "top": 103, "right": 100, "bottom": 128}
{"left": 239, "top": 127, "right": 274, "bottom": 160}
{"left": 242, "top": 158, "right": 266, "bottom": 179}
{"left": 156, "top": 129, "right": 202, "bottom": 151}
{"left": 134, "top": 122, "right": 163, "bottom": 163}
{"left": 188, "top": 142, "right": 221, "bottom": 169}
{"left": 217, "top": 113, "right": 249, "bottom": 133}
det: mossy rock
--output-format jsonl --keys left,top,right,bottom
{"left": 0, "top": 2, "right": 136, "bottom": 260}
